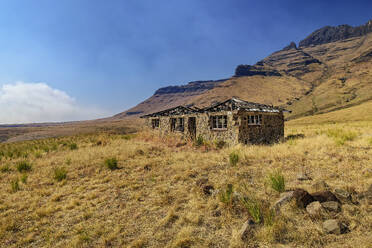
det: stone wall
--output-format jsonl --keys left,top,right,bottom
{"left": 238, "top": 111, "right": 284, "bottom": 144}
{"left": 144, "top": 110, "right": 284, "bottom": 145}
{"left": 195, "top": 111, "right": 240, "bottom": 145}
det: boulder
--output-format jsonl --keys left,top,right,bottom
{"left": 273, "top": 191, "right": 295, "bottom": 213}
{"left": 323, "top": 219, "right": 341, "bottom": 234}
{"left": 239, "top": 219, "right": 256, "bottom": 241}
{"left": 312, "top": 191, "right": 340, "bottom": 203}
{"left": 293, "top": 189, "right": 315, "bottom": 208}
{"left": 321, "top": 201, "right": 341, "bottom": 212}
{"left": 306, "top": 201, "right": 323, "bottom": 217}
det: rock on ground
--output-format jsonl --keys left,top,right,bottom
{"left": 312, "top": 181, "right": 330, "bottom": 191}
{"left": 321, "top": 201, "right": 341, "bottom": 212}
{"left": 273, "top": 191, "right": 295, "bottom": 213}
{"left": 306, "top": 201, "right": 323, "bottom": 217}
{"left": 239, "top": 219, "right": 256, "bottom": 241}
{"left": 297, "top": 172, "right": 312, "bottom": 181}
{"left": 334, "top": 188, "right": 351, "bottom": 202}
{"left": 323, "top": 219, "right": 341, "bottom": 234}
{"left": 293, "top": 188, "right": 314, "bottom": 208}
{"left": 312, "top": 191, "right": 340, "bottom": 203}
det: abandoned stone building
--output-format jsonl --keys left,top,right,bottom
{"left": 141, "top": 98, "right": 287, "bottom": 145}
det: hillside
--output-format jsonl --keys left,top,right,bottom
{"left": 118, "top": 19, "right": 372, "bottom": 119}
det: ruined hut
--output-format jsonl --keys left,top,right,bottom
{"left": 141, "top": 98, "right": 287, "bottom": 145}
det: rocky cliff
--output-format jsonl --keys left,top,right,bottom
{"left": 299, "top": 20, "right": 372, "bottom": 47}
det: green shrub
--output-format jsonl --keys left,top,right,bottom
{"left": 219, "top": 184, "right": 234, "bottom": 205}
{"left": 21, "top": 174, "right": 28, "bottom": 184}
{"left": 267, "top": 171, "right": 285, "bottom": 193}
{"left": 69, "top": 143, "right": 78, "bottom": 150}
{"left": 11, "top": 179, "right": 20, "bottom": 193}
{"left": 105, "top": 158, "right": 118, "bottom": 170}
{"left": 0, "top": 164, "right": 10, "bottom": 173}
{"left": 54, "top": 167, "right": 67, "bottom": 181}
{"left": 229, "top": 151, "right": 239, "bottom": 166}
{"left": 16, "top": 161, "right": 32, "bottom": 172}
{"left": 368, "top": 138, "right": 372, "bottom": 146}
{"left": 240, "top": 197, "right": 262, "bottom": 224}
{"left": 195, "top": 135, "right": 205, "bottom": 147}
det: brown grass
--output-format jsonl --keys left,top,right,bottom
{"left": 0, "top": 119, "right": 371, "bottom": 247}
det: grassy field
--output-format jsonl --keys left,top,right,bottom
{"left": 0, "top": 115, "right": 371, "bottom": 247}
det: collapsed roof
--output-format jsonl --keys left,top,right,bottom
{"left": 141, "top": 97, "right": 288, "bottom": 118}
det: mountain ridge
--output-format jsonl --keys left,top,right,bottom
{"left": 117, "top": 18, "right": 372, "bottom": 119}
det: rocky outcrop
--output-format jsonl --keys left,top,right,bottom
{"left": 283, "top": 41, "right": 298, "bottom": 51}
{"left": 154, "top": 79, "right": 226, "bottom": 95}
{"left": 299, "top": 19, "right": 372, "bottom": 47}
{"left": 234, "top": 65, "right": 281, "bottom": 77}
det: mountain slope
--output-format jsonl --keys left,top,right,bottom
{"left": 118, "top": 19, "right": 372, "bottom": 120}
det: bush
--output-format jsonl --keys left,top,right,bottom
{"left": 69, "top": 143, "right": 78, "bottom": 150}
{"left": 229, "top": 151, "right": 239, "bottom": 166}
{"left": 105, "top": 157, "right": 118, "bottom": 170}
{"left": 219, "top": 184, "right": 234, "bottom": 205}
{"left": 267, "top": 171, "right": 285, "bottom": 193}
{"left": 11, "top": 179, "right": 19, "bottom": 193}
{"left": 16, "top": 161, "right": 32, "bottom": 172}
{"left": 54, "top": 167, "right": 67, "bottom": 181}
{"left": 195, "top": 136, "right": 204, "bottom": 147}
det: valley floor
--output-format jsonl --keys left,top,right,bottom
{"left": 0, "top": 119, "right": 371, "bottom": 247}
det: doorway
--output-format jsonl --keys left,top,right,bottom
{"left": 188, "top": 117, "right": 196, "bottom": 140}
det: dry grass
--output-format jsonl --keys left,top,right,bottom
{"left": 0, "top": 119, "right": 371, "bottom": 247}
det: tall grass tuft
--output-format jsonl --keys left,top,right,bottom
{"left": 11, "top": 178, "right": 20, "bottom": 193}
{"left": 219, "top": 184, "right": 234, "bottom": 205}
{"left": 0, "top": 164, "right": 11, "bottom": 173}
{"left": 69, "top": 143, "right": 78, "bottom": 150}
{"left": 194, "top": 135, "right": 205, "bottom": 147}
{"left": 267, "top": 171, "right": 285, "bottom": 193}
{"left": 21, "top": 174, "right": 28, "bottom": 184}
{"left": 16, "top": 161, "right": 32, "bottom": 172}
{"left": 326, "top": 129, "right": 357, "bottom": 145}
{"left": 105, "top": 157, "right": 118, "bottom": 170}
{"left": 240, "top": 197, "right": 262, "bottom": 223}
{"left": 54, "top": 167, "right": 67, "bottom": 181}
{"left": 229, "top": 151, "right": 239, "bottom": 166}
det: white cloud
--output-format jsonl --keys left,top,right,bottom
{"left": 0, "top": 82, "right": 110, "bottom": 124}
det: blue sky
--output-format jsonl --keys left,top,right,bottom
{"left": 0, "top": 0, "right": 371, "bottom": 123}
